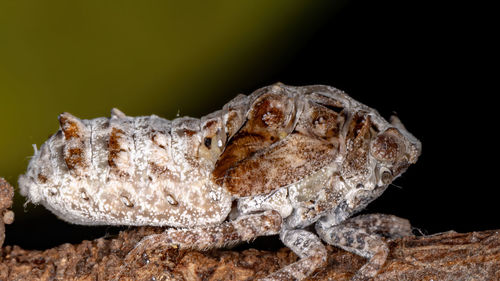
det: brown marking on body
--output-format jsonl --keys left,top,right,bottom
{"left": 262, "top": 210, "right": 283, "bottom": 232}
{"left": 182, "top": 129, "right": 196, "bottom": 137}
{"left": 213, "top": 130, "right": 278, "bottom": 185}
{"left": 65, "top": 147, "right": 85, "bottom": 170}
{"left": 215, "top": 92, "right": 350, "bottom": 197}
{"left": 149, "top": 161, "right": 172, "bottom": 176}
{"left": 249, "top": 93, "right": 294, "bottom": 130}
{"left": 213, "top": 92, "right": 296, "bottom": 186}
{"left": 202, "top": 120, "right": 217, "bottom": 130}
{"left": 149, "top": 129, "right": 160, "bottom": 147}
{"left": 342, "top": 113, "right": 373, "bottom": 178}
{"left": 37, "top": 174, "right": 48, "bottom": 183}
{"left": 350, "top": 113, "right": 371, "bottom": 140}
{"left": 151, "top": 132, "right": 167, "bottom": 150}
{"left": 108, "top": 127, "right": 125, "bottom": 168}
{"left": 223, "top": 132, "right": 339, "bottom": 197}
{"left": 59, "top": 114, "right": 81, "bottom": 139}
{"left": 253, "top": 98, "right": 285, "bottom": 128}
{"left": 224, "top": 110, "right": 243, "bottom": 138}
{"left": 308, "top": 102, "right": 345, "bottom": 140}
{"left": 213, "top": 94, "right": 346, "bottom": 197}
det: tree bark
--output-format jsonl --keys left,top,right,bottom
{"left": 1, "top": 178, "right": 499, "bottom": 281}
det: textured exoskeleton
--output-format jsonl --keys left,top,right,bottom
{"left": 19, "top": 83, "right": 421, "bottom": 280}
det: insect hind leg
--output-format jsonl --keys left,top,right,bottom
{"left": 123, "top": 210, "right": 282, "bottom": 265}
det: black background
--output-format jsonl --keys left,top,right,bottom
{"left": 4, "top": 0, "right": 497, "bottom": 250}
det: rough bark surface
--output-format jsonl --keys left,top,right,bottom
{"left": 0, "top": 178, "right": 14, "bottom": 249}
{"left": 1, "top": 178, "right": 499, "bottom": 281}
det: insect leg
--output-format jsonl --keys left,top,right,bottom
{"left": 315, "top": 213, "right": 412, "bottom": 280}
{"left": 261, "top": 229, "right": 328, "bottom": 281}
{"left": 337, "top": 213, "right": 412, "bottom": 238}
{"left": 124, "top": 210, "right": 282, "bottom": 264}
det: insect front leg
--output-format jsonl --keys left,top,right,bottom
{"left": 315, "top": 213, "right": 412, "bottom": 280}
{"left": 123, "top": 210, "right": 282, "bottom": 265}
{"left": 261, "top": 229, "right": 328, "bottom": 281}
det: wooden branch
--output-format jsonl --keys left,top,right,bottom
{"left": 1, "top": 178, "right": 499, "bottom": 280}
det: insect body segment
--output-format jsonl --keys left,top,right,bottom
{"left": 19, "top": 83, "right": 421, "bottom": 280}
{"left": 20, "top": 100, "right": 248, "bottom": 227}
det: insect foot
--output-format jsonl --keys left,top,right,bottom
{"left": 19, "top": 83, "right": 421, "bottom": 280}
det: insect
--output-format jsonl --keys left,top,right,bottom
{"left": 19, "top": 83, "right": 421, "bottom": 280}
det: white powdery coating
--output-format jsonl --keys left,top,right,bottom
{"left": 18, "top": 83, "right": 421, "bottom": 233}
{"left": 18, "top": 104, "right": 247, "bottom": 227}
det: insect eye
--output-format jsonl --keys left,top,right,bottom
{"left": 381, "top": 170, "right": 393, "bottom": 184}
{"left": 371, "top": 129, "right": 403, "bottom": 163}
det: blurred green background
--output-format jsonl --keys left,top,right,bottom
{"left": 0, "top": 0, "right": 342, "bottom": 247}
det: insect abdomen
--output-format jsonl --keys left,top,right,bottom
{"left": 18, "top": 105, "right": 249, "bottom": 227}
